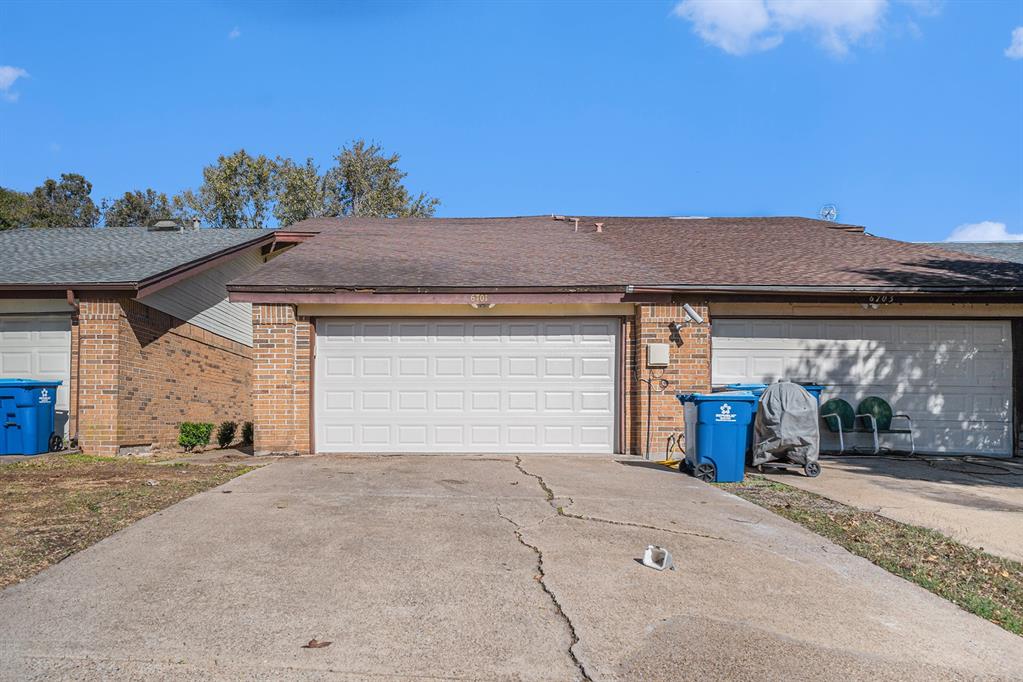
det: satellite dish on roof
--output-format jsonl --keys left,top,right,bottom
{"left": 818, "top": 204, "right": 838, "bottom": 222}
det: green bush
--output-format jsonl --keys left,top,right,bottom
{"left": 178, "top": 422, "right": 214, "bottom": 452}
{"left": 241, "top": 421, "right": 254, "bottom": 446}
{"left": 216, "top": 421, "right": 237, "bottom": 449}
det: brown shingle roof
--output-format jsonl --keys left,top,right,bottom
{"left": 231, "top": 216, "right": 1023, "bottom": 294}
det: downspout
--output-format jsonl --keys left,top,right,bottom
{"left": 66, "top": 289, "right": 80, "bottom": 448}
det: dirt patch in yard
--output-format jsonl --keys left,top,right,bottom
{"left": 720, "top": 475, "right": 1023, "bottom": 636}
{"left": 0, "top": 453, "right": 256, "bottom": 590}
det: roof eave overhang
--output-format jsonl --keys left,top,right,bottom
{"left": 627, "top": 284, "right": 1023, "bottom": 295}
{"left": 135, "top": 232, "right": 276, "bottom": 299}
{"left": 0, "top": 283, "right": 137, "bottom": 295}
{"left": 228, "top": 289, "right": 630, "bottom": 305}
{"left": 0, "top": 232, "right": 276, "bottom": 300}
{"left": 228, "top": 281, "right": 1023, "bottom": 305}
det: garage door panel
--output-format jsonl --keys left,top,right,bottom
{"left": 316, "top": 318, "right": 617, "bottom": 453}
{"left": 712, "top": 318, "right": 1013, "bottom": 456}
{"left": 1, "top": 352, "right": 32, "bottom": 373}
{"left": 325, "top": 357, "right": 354, "bottom": 377}
{"left": 972, "top": 322, "right": 1010, "bottom": 347}
{"left": 397, "top": 323, "right": 428, "bottom": 341}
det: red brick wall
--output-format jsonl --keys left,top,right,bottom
{"left": 248, "top": 301, "right": 712, "bottom": 456}
{"left": 75, "top": 294, "right": 252, "bottom": 456}
{"left": 75, "top": 297, "right": 121, "bottom": 454}
{"left": 116, "top": 299, "right": 251, "bottom": 452}
{"left": 623, "top": 302, "right": 711, "bottom": 456}
{"left": 251, "top": 304, "right": 312, "bottom": 455}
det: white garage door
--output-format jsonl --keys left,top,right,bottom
{"left": 315, "top": 318, "right": 618, "bottom": 453}
{"left": 0, "top": 315, "right": 72, "bottom": 436}
{"left": 712, "top": 319, "right": 1013, "bottom": 456}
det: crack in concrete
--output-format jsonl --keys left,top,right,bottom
{"left": 495, "top": 505, "right": 592, "bottom": 682}
{"left": 495, "top": 456, "right": 736, "bottom": 678}
{"left": 513, "top": 457, "right": 731, "bottom": 543}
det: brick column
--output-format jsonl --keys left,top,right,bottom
{"left": 624, "top": 302, "right": 711, "bottom": 456}
{"left": 75, "top": 296, "right": 122, "bottom": 456}
{"left": 293, "top": 318, "right": 313, "bottom": 454}
{"left": 252, "top": 304, "right": 312, "bottom": 455}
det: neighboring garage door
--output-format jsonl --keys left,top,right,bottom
{"left": 315, "top": 318, "right": 618, "bottom": 453}
{"left": 712, "top": 319, "right": 1013, "bottom": 456}
{"left": 0, "top": 315, "right": 72, "bottom": 436}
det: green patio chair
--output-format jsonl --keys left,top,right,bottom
{"left": 820, "top": 398, "right": 855, "bottom": 453}
{"left": 855, "top": 396, "right": 915, "bottom": 455}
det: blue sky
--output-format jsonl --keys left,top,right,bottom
{"left": 1, "top": 0, "right": 1021, "bottom": 241}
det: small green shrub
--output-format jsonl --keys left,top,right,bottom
{"left": 241, "top": 421, "right": 254, "bottom": 446}
{"left": 216, "top": 421, "right": 237, "bottom": 449}
{"left": 178, "top": 422, "right": 214, "bottom": 452}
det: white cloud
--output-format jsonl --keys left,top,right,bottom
{"left": 0, "top": 65, "right": 28, "bottom": 102}
{"left": 1006, "top": 27, "right": 1023, "bottom": 60}
{"left": 228, "top": 26, "right": 241, "bottom": 40}
{"left": 946, "top": 221, "right": 1023, "bottom": 242}
{"left": 673, "top": 0, "right": 892, "bottom": 56}
{"left": 673, "top": 0, "right": 780, "bottom": 56}
{"left": 769, "top": 0, "right": 887, "bottom": 55}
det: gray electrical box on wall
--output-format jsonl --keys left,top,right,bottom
{"left": 647, "top": 343, "right": 669, "bottom": 368}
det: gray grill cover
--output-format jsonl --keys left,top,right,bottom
{"left": 752, "top": 381, "right": 820, "bottom": 466}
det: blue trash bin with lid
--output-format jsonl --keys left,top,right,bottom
{"left": 676, "top": 391, "right": 757, "bottom": 483}
{"left": 0, "top": 379, "right": 63, "bottom": 456}
{"left": 725, "top": 382, "right": 824, "bottom": 404}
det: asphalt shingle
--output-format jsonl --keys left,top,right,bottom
{"left": 0, "top": 227, "right": 272, "bottom": 287}
{"left": 921, "top": 242, "right": 1023, "bottom": 265}
{"left": 230, "top": 216, "right": 1023, "bottom": 293}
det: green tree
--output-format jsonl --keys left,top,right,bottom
{"left": 273, "top": 157, "right": 324, "bottom": 227}
{"left": 0, "top": 187, "right": 32, "bottom": 230}
{"left": 321, "top": 140, "right": 439, "bottom": 218}
{"left": 29, "top": 173, "right": 101, "bottom": 227}
{"left": 103, "top": 189, "right": 177, "bottom": 227}
{"left": 178, "top": 150, "right": 277, "bottom": 228}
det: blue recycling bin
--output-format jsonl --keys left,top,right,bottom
{"left": 676, "top": 391, "right": 757, "bottom": 483}
{"left": 725, "top": 382, "right": 824, "bottom": 404}
{"left": 0, "top": 379, "right": 63, "bottom": 456}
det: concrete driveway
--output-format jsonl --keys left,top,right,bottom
{"left": 0, "top": 455, "right": 1020, "bottom": 681}
{"left": 765, "top": 455, "right": 1023, "bottom": 562}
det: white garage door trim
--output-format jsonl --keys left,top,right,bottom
{"left": 315, "top": 317, "right": 619, "bottom": 454}
{"left": 0, "top": 314, "right": 72, "bottom": 437}
{"left": 712, "top": 318, "right": 1013, "bottom": 456}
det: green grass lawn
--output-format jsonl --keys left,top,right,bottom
{"left": 0, "top": 453, "right": 256, "bottom": 589}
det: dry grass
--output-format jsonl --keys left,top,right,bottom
{"left": 0, "top": 453, "right": 256, "bottom": 589}
{"left": 719, "top": 475, "right": 1023, "bottom": 636}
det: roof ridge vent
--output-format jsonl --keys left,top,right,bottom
{"left": 823, "top": 223, "right": 865, "bottom": 234}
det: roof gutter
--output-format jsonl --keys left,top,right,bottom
{"left": 228, "top": 290, "right": 629, "bottom": 305}
{"left": 626, "top": 283, "right": 1023, "bottom": 295}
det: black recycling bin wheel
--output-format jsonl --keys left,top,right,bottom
{"left": 694, "top": 462, "right": 717, "bottom": 483}
{"left": 48, "top": 433, "right": 64, "bottom": 452}
{"left": 804, "top": 461, "right": 821, "bottom": 478}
